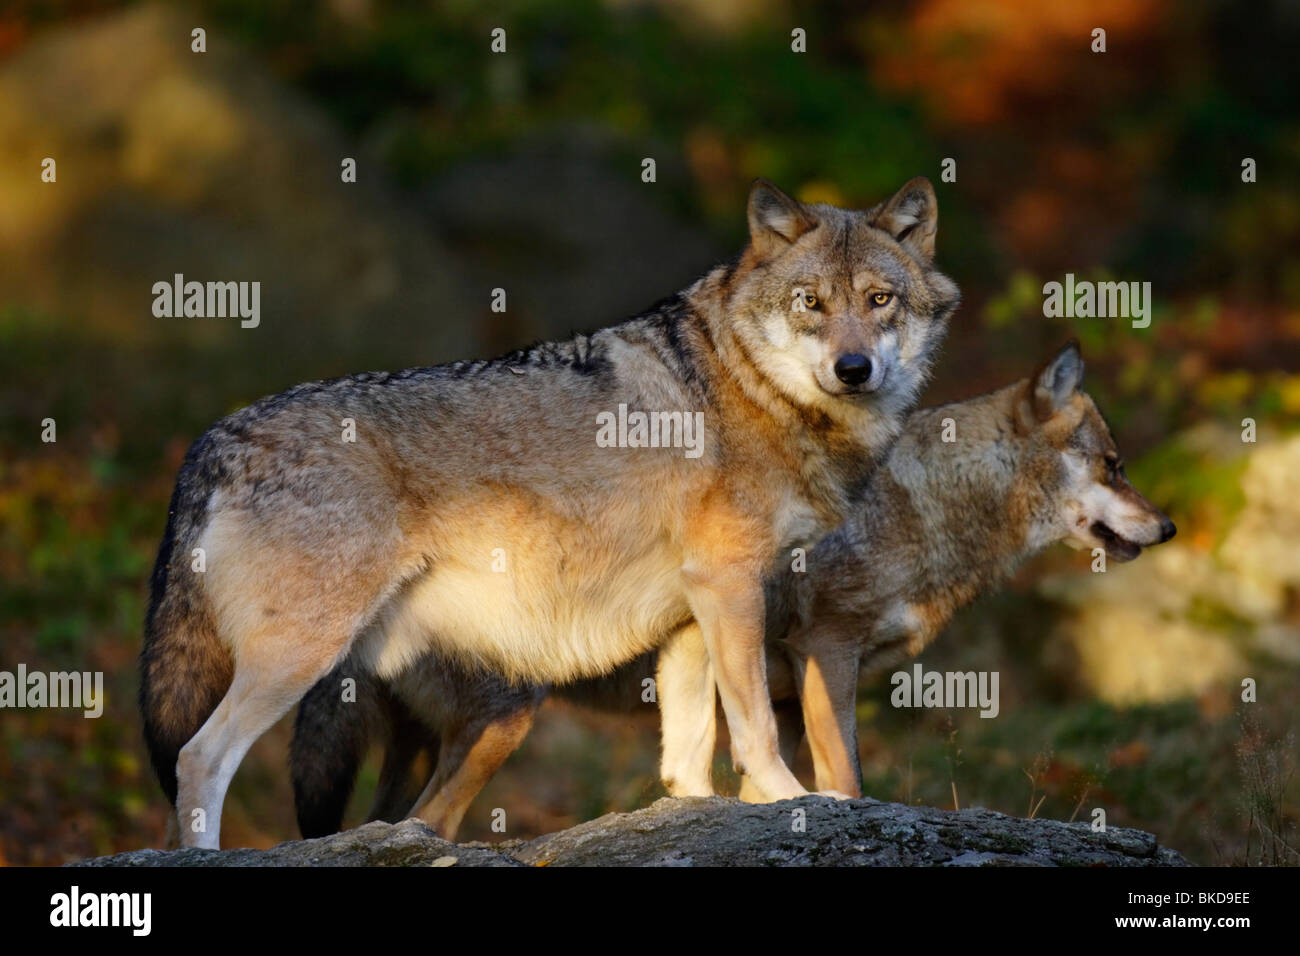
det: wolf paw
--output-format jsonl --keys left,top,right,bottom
{"left": 814, "top": 789, "right": 854, "bottom": 800}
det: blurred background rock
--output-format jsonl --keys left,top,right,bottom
{"left": 0, "top": 0, "right": 1296, "bottom": 864}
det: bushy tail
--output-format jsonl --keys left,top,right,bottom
{"left": 290, "top": 662, "right": 383, "bottom": 837}
{"left": 138, "top": 455, "right": 234, "bottom": 807}
{"left": 291, "top": 661, "right": 442, "bottom": 835}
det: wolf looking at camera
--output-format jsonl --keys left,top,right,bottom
{"left": 140, "top": 176, "right": 960, "bottom": 847}
{"left": 290, "top": 343, "right": 1175, "bottom": 839}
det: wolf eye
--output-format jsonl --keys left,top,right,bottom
{"left": 1104, "top": 456, "right": 1123, "bottom": 482}
{"left": 802, "top": 292, "right": 819, "bottom": 309}
{"left": 871, "top": 292, "right": 893, "bottom": 307}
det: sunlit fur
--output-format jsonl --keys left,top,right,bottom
{"left": 139, "top": 177, "right": 960, "bottom": 847}
{"left": 289, "top": 345, "right": 1173, "bottom": 833}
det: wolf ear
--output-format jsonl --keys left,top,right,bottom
{"left": 1018, "top": 340, "right": 1084, "bottom": 431}
{"left": 747, "top": 179, "right": 817, "bottom": 258}
{"left": 873, "top": 177, "right": 938, "bottom": 261}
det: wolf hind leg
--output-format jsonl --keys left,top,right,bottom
{"left": 175, "top": 622, "right": 359, "bottom": 850}
{"left": 406, "top": 690, "right": 541, "bottom": 841}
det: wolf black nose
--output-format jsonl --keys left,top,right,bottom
{"left": 1159, "top": 516, "right": 1177, "bottom": 543}
{"left": 834, "top": 353, "right": 872, "bottom": 386}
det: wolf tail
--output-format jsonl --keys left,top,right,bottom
{"left": 292, "top": 662, "right": 439, "bottom": 836}
{"left": 138, "top": 437, "right": 235, "bottom": 808}
{"left": 290, "top": 663, "right": 381, "bottom": 837}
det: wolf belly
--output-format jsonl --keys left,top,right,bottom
{"left": 357, "top": 534, "right": 690, "bottom": 684}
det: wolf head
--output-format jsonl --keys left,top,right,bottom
{"left": 726, "top": 177, "right": 960, "bottom": 421}
{"left": 1016, "top": 342, "right": 1176, "bottom": 562}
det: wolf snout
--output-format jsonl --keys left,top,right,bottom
{"left": 1157, "top": 514, "right": 1177, "bottom": 543}
{"left": 834, "top": 352, "right": 873, "bottom": 386}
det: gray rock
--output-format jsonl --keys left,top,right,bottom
{"left": 73, "top": 797, "right": 1187, "bottom": 867}
{"left": 75, "top": 820, "right": 521, "bottom": 867}
{"left": 515, "top": 797, "right": 1186, "bottom": 867}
